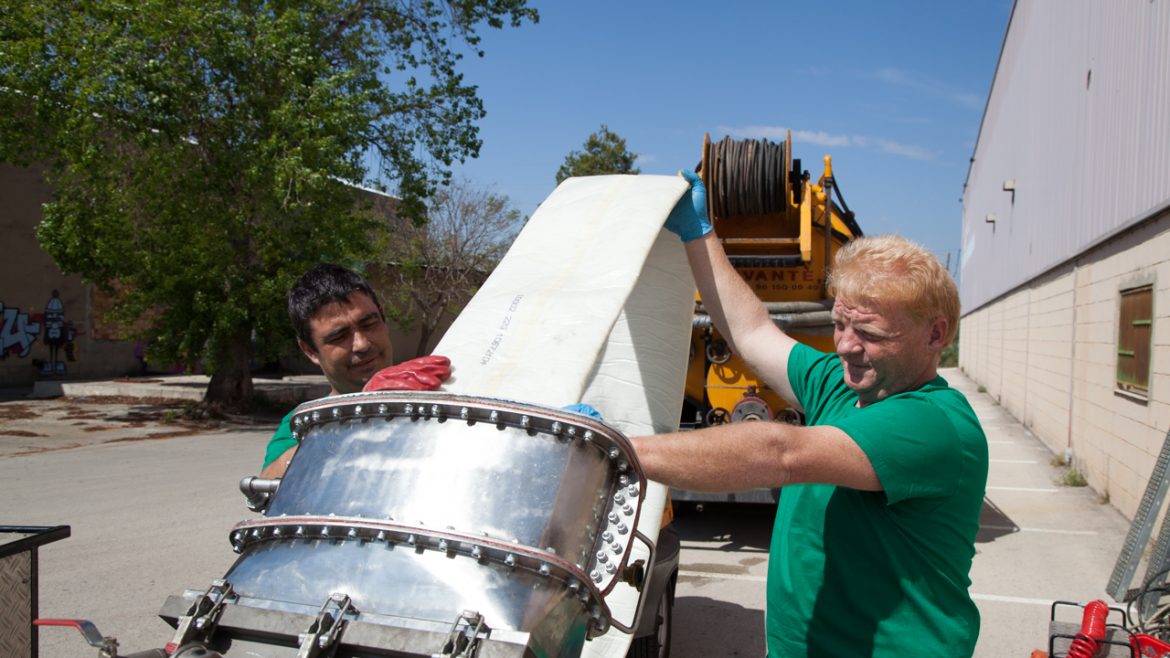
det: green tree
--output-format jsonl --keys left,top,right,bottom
{"left": 555, "top": 124, "right": 640, "bottom": 184}
{"left": 0, "top": 0, "right": 537, "bottom": 407}
{"left": 377, "top": 177, "right": 521, "bottom": 357}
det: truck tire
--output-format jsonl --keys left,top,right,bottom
{"left": 626, "top": 575, "right": 675, "bottom": 658}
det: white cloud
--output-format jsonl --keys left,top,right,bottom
{"left": 714, "top": 125, "right": 934, "bottom": 161}
{"left": 875, "top": 66, "right": 984, "bottom": 111}
{"left": 716, "top": 125, "right": 852, "bottom": 147}
{"left": 716, "top": 124, "right": 791, "bottom": 141}
{"left": 876, "top": 139, "right": 936, "bottom": 161}
{"left": 792, "top": 130, "right": 852, "bottom": 147}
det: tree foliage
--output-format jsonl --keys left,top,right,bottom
{"left": 377, "top": 177, "right": 521, "bottom": 357}
{"left": 0, "top": 0, "right": 537, "bottom": 406}
{"left": 555, "top": 124, "right": 640, "bottom": 184}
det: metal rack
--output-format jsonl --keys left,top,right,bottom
{"left": 0, "top": 525, "right": 71, "bottom": 658}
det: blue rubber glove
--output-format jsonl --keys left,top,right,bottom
{"left": 664, "top": 169, "right": 712, "bottom": 243}
{"left": 562, "top": 403, "right": 604, "bottom": 420}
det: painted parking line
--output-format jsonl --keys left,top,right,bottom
{"left": 679, "top": 569, "right": 767, "bottom": 583}
{"left": 678, "top": 573, "right": 1094, "bottom": 609}
{"left": 989, "top": 459, "right": 1040, "bottom": 464}
{"left": 970, "top": 593, "right": 1055, "bottom": 606}
{"left": 678, "top": 544, "right": 770, "bottom": 554}
{"left": 987, "top": 486, "right": 1060, "bottom": 493}
{"left": 981, "top": 524, "right": 1098, "bottom": 536}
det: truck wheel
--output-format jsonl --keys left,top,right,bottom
{"left": 626, "top": 576, "right": 675, "bottom": 658}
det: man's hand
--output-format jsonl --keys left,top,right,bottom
{"left": 664, "top": 169, "right": 713, "bottom": 243}
{"left": 363, "top": 355, "right": 451, "bottom": 392}
{"left": 562, "top": 403, "right": 603, "bottom": 420}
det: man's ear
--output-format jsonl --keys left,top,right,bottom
{"left": 928, "top": 318, "right": 949, "bottom": 349}
{"left": 298, "top": 338, "right": 321, "bottom": 366}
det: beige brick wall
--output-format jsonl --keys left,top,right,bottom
{"left": 960, "top": 219, "right": 1170, "bottom": 520}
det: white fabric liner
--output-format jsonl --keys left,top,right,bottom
{"left": 434, "top": 174, "right": 696, "bottom": 656}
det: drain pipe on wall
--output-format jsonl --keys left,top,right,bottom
{"left": 1064, "top": 260, "right": 1080, "bottom": 464}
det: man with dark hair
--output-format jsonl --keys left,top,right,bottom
{"left": 260, "top": 263, "right": 450, "bottom": 477}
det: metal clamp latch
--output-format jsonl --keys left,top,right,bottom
{"left": 297, "top": 593, "right": 355, "bottom": 658}
{"left": 434, "top": 610, "right": 490, "bottom": 658}
{"left": 167, "top": 579, "right": 234, "bottom": 652}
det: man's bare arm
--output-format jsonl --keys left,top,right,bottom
{"left": 685, "top": 234, "right": 801, "bottom": 407}
{"left": 260, "top": 446, "right": 296, "bottom": 478}
{"left": 631, "top": 422, "right": 880, "bottom": 493}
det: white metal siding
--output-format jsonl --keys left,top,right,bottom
{"left": 961, "top": 0, "right": 1170, "bottom": 313}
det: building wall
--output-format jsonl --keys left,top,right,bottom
{"left": 0, "top": 163, "right": 140, "bottom": 386}
{"left": 960, "top": 211, "right": 1170, "bottom": 519}
{"left": 961, "top": 0, "right": 1170, "bottom": 312}
{"left": 2, "top": 162, "right": 458, "bottom": 388}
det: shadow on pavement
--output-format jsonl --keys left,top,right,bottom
{"left": 672, "top": 595, "right": 766, "bottom": 657}
{"left": 672, "top": 502, "right": 777, "bottom": 552}
{"left": 977, "top": 496, "right": 1020, "bottom": 543}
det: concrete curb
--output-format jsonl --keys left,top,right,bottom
{"left": 29, "top": 375, "right": 330, "bottom": 406}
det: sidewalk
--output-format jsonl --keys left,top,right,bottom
{"left": 942, "top": 368, "right": 1134, "bottom": 658}
{"left": 27, "top": 373, "right": 330, "bottom": 406}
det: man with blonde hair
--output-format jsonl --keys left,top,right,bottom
{"left": 633, "top": 171, "right": 987, "bottom": 657}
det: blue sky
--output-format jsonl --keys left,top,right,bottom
{"left": 444, "top": 1, "right": 1014, "bottom": 273}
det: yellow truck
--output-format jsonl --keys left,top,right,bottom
{"left": 675, "top": 133, "right": 864, "bottom": 504}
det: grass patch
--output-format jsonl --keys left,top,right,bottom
{"left": 1060, "top": 468, "right": 1088, "bottom": 487}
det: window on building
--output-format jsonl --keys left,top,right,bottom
{"left": 1117, "top": 285, "right": 1153, "bottom": 396}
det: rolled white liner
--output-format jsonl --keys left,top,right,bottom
{"left": 434, "top": 174, "right": 695, "bottom": 656}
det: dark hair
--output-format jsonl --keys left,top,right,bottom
{"left": 288, "top": 264, "right": 382, "bottom": 349}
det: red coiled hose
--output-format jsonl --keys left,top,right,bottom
{"left": 1067, "top": 600, "right": 1109, "bottom": 658}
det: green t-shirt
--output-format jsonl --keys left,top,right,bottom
{"left": 262, "top": 409, "right": 297, "bottom": 470}
{"left": 766, "top": 344, "right": 988, "bottom": 658}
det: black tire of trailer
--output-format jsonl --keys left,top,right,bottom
{"left": 626, "top": 572, "right": 676, "bottom": 658}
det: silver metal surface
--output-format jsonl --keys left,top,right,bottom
{"left": 239, "top": 477, "right": 280, "bottom": 513}
{"left": 215, "top": 392, "right": 647, "bottom": 657}
{"left": 159, "top": 592, "right": 537, "bottom": 657}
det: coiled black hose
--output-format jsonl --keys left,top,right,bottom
{"left": 703, "top": 136, "right": 788, "bottom": 221}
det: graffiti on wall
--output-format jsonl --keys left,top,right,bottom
{"left": 40, "top": 289, "right": 73, "bottom": 375}
{"left": 1, "top": 301, "right": 42, "bottom": 358}
{"left": 1, "top": 290, "right": 79, "bottom": 375}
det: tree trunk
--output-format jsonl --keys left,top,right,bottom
{"left": 205, "top": 329, "right": 254, "bottom": 409}
{"left": 414, "top": 327, "right": 433, "bottom": 360}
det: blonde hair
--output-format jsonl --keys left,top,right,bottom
{"left": 827, "top": 234, "right": 960, "bottom": 345}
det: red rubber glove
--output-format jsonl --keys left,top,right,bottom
{"left": 362, "top": 355, "right": 451, "bottom": 392}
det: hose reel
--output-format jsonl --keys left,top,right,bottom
{"left": 701, "top": 134, "right": 792, "bottom": 222}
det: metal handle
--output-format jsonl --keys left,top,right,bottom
{"left": 34, "top": 619, "right": 119, "bottom": 657}
{"left": 601, "top": 529, "right": 655, "bottom": 635}
{"left": 239, "top": 476, "right": 280, "bottom": 512}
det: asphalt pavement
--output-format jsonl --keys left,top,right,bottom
{"left": 0, "top": 368, "right": 1133, "bottom": 658}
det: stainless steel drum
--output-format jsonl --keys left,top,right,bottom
{"left": 161, "top": 392, "right": 651, "bottom": 658}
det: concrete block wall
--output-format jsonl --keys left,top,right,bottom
{"left": 960, "top": 218, "right": 1170, "bottom": 520}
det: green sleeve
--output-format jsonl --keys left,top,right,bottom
{"left": 832, "top": 396, "right": 963, "bottom": 504}
{"left": 786, "top": 343, "right": 972, "bottom": 504}
{"left": 262, "top": 409, "right": 298, "bottom": 470}
{"left": 786, "top": 343, "right": 855, "bottom": 420}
